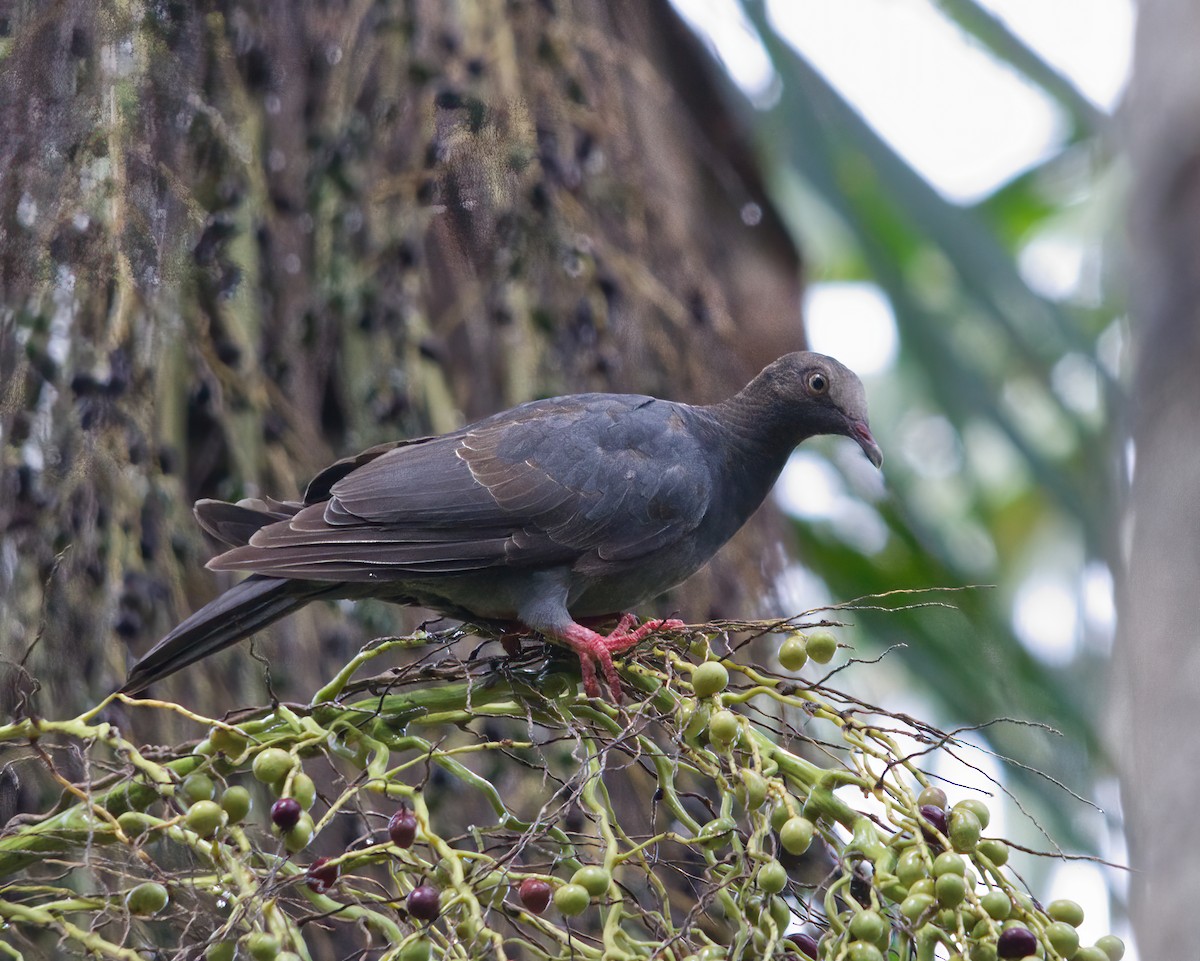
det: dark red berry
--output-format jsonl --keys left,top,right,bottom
{"left": 407, "top": 883, "right": 440, "bottom": 922}
{"left": 271, "top": 797, "right": 302, "bottom": 831}
{"left": 388, "top": 809, "right": 418, "bottom": 848}
{"left": 919, "top": 804, "right": 948, "bottom": 840}
{"left": 786, "top": 933, "right": 819, "bottom": 958}
{"left": 997, "top": 926, "right": 1038, "bottom": 959}
{"left": 306, "top": 857, "right": 339, "bottom": 894}
{"left": 518, "top": 878, "right": 551, "bottom": 914}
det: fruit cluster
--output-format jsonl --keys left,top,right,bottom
{"left": 0, "top": 623, "right": 1126, "bottom": 961}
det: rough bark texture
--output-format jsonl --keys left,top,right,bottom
{"left": 0, "top": 0, "right": 802, "bottom": 813}
{"left": 1116, "top": 0, "right": 1200, "bottom": 954}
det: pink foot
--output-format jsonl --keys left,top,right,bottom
{"left": 553, "top": 616, "right": 686, "bottom": 700}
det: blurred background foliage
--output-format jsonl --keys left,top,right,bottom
{"left": 670, "top": 0, "right": 1126, "bottom": 901}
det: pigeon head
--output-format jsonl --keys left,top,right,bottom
{"left": 736, "top": 351, "right": 883, "bottom": 467}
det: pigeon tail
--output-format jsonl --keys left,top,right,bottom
{"left": 120, "top": 575, "right": 336, "bottom": 696}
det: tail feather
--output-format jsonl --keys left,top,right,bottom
{"left": 120, "top": 575, "right": 334, "bottom": 695}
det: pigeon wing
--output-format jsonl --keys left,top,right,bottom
{"left": 207, "top": 395, "right": 713, "bottom": 581}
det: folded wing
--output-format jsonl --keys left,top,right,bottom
{"left": 207, "top": 395, "right": 714, "bottom": 581}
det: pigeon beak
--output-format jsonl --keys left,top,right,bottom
{"left": 850, "top": 421, "right": 884, "bottom": 468}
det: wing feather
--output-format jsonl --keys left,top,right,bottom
{"left": 206, "top": 394, "right": 714, "bottom": 582}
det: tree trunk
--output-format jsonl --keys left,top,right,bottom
{"left": 0, "top": 0, "right": 801, "bottom": 797}
{"left": 1116, "top": 0, "right": 1200, "bottom": 954}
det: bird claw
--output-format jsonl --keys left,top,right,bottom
{"left": 555, "top": 615, "right": 686, "bottom": 700}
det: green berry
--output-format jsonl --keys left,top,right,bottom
{"left": 554, "top": 883, "right": 590, "bottom": 916}
{"left": 571, "top": 865, "right": 611, "bottom": 897}
{"left": 126, "top": 881, "right": 169, "bottom": 916}
{"left": 935, "top": 873, "right": 967, "bottom": 907}
{"left": 949, "top": 808, "right": 982, "bottom": 852}
{"left": 185, "top": 799, "right": 226, "bottom": 838}
{"left": 181, "top": 773, "right": 216, "bottom": 804}
{"left": 691, "top": 661, "right": 730, "bottom": 698}
{"left": 220, "top": 786, "right": 252, "bottom": 823}
{"left": 708, "top": 709, "right": 740, "bottom": 748}
{"left": 290, "top": 772, "right": 317, "bottom": 811}
{"left": 981, "top": 891, "right": 1012, "bottom": 920}
{"left": 953, "top": 798, "right": 991, "bottom": 829}
{"left": 769, "top": 895, "right": 792, "bottom": 931}
{"left": 778, "top": 635, "right": 808, "bottom": 671}
{"left": 934, "top": 851, "right": 967, "bottom": 876}
{"left": 847, "top": 942, "right": 884, "bottom": 961}
{"left": 849, "top": 909, "right": 887, "bottom": 943}
{"left": 1047, "top": 899, "right": 1085, "bottom": 927}
{"left": 1095, "top": 935, "right": 1124, "bottom": 961}
{"left": 283, "top": 813, "right": 314, "bottom": 853}
{"left": 1074, "top": 949, "right": 1108, "bottom": 961}
{"left": 908, "top": 878, "right": 935, "bottom": 898}
{"left": 896, "top": 848, "right": 930, "bottom": 887}
{"left": 756, "top": 859, "right": 788, "bottom": 895}
{"left": 1045, "top": 921, "right": 1079, "bottom": 958}
{"left": 779, "top": 816, "right": 815, "bottom": 855}
{"left": 252, "top": 748, "right": 294, "bottom": 785}
{"left": 916, "top": 786, "right": 949, "bottom": 810}
{"left": 697, "top": 816, "right": 737, "bottom": 851}
{"left": 899, "top": 892, "right": 934, "bottom": 921}
{"left": 805, "top": 631, "right": 838, "bottom": 664}
{"left": 976, "top": 838, "right": 1009, "bottom": 865}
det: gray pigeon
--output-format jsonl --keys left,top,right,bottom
{"left": 122, "top": 351, "right": 881, "bottom": 700}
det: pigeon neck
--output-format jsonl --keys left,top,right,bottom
{"left": 692, "top": 390, "right": 814, "bottom": 522}
{"left": 709, "top": 383, "right": 823, "bottom": 459}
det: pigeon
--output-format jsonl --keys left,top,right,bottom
{"left": 121, "top": 351, "right": 882, "bottom": 700}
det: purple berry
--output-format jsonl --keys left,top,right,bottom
{"left": 306, "top": 856, "right": 339, "bottom": 893}
{"left": 998, "top": 926, "right": 1038, "bottom": 959}
{"left": 270, "top": 797, "right": 302, "bottom": 831}
{"left": 388, "top": 809, "right": 418, "bottom": 848}
{"left": 787, "top": 933, "right": 819, "bottom": 958}
{"left": 518, "top": 878, "right": 551, "bottom": 914}
{"left": 407, "top": 883, "right": 440, "bottom": 922}
{"left": 919, "top": 804, "right": 947, "bottom": 840}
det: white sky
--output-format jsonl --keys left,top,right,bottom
{"left": 672, "top": 0, "right": 1133, "bottom": 201}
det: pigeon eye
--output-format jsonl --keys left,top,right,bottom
{"left": 807, "top": 371, "right": 829, "bottom": 394}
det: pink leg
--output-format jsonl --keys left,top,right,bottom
{"left": 552, "top": 616, "right": 686, "bottom": 700}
